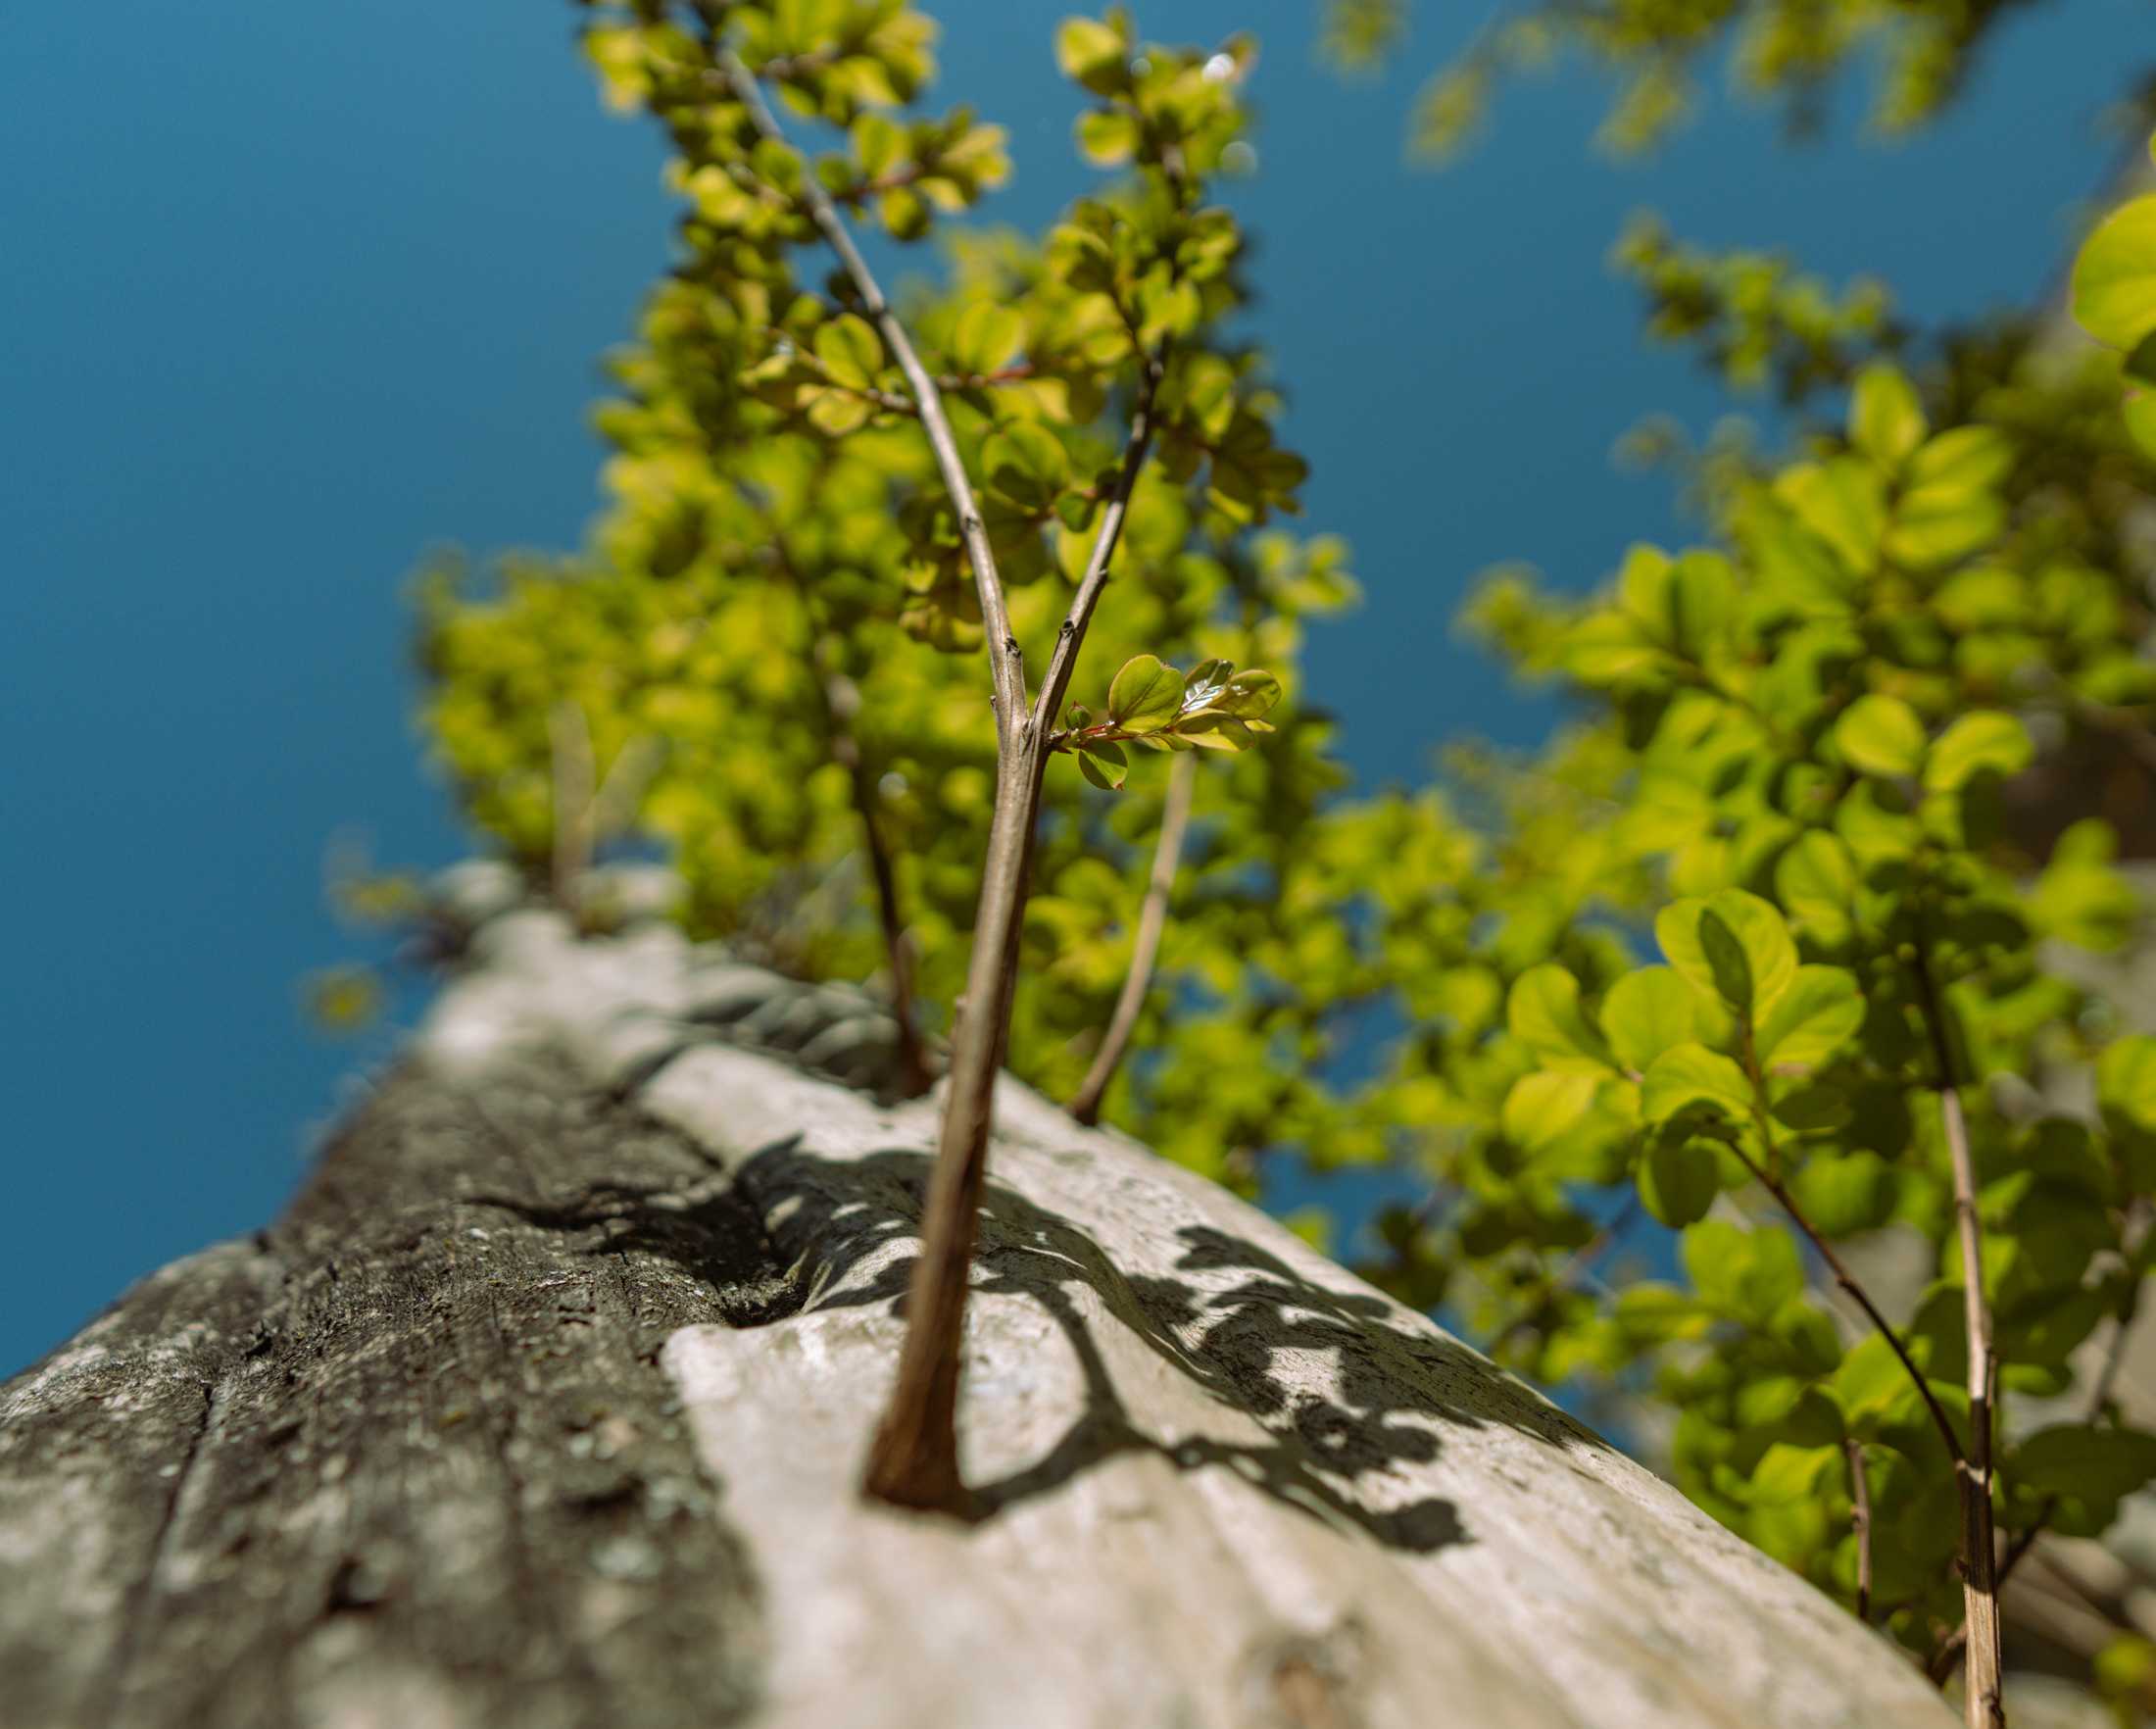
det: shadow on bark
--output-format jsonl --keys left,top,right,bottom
{"left": 479, "top": 1132, "right": 1614, "bottom": 1558}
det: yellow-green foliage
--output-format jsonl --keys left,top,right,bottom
{"left": 401, "top": 2, "right": 2156, "bottom": 1696}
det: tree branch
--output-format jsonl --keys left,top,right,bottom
{"left": 1069, "top": 748, "right": 1197, "bottom": 1125}
{"left": 1724, "top": 1137, "right": 1964, "bottom": 1470}
{"left": 717, "top": 49, "right": 1026, "bottom": 749}
{"left": 1910, "top": 939, "right": 2005, "bottom": 1729}
{"left": 819, "top": 666, "right": 933, "bottom": 1098}
{"left": 1928, "top": 1201, "right": 2150, "bottom": 1683}
{"left": 1844, "top": 1438, "right": 1874, "bottom": 1623}
{"left": 549, "top": 702, "right": 597, "bottom": 911}
{"left": 861, "top": 355, "right": 1168, "bottom": 1512}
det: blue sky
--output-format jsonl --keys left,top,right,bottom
{"left": 1, "top": 0, "right": 2140, "bottom": 1372}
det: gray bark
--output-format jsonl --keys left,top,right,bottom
{"left": 2, "top": 895, "right": 1954, "bottom": 1729}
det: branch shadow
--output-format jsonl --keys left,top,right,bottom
{"left": 477, "top": 1136, "right": 1611, "bottom": 1558}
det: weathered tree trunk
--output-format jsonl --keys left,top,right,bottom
{"left": 2, "top": 903, "right": 1953, "bottom": 1729}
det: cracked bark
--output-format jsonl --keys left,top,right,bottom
{"left": 0, "top": 1057, "right": 770, "bottom": 1729}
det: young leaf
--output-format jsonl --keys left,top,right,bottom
{"left": 951, "top": 302, "right": 1025, "bottom": 374}
{"left": 1106, "top": 655, "right": 1186, "bottom": 731}
{"left": 1776, "top": 831, "right": 1858, "bottom": 945}
{"left": 1922, "top": 711, "right": 2033, "bottom": 792}
{"left": 813, "top": 314, "right": 883, "bottom": 391}
{"left": 1502, "top": 1070, "right": 1600, "bottom": 1153}
{"left": 1833, "top": 693, "right": 1927, "bottom": 778}
{"left": 1075, "top": 738, "right": 1128, "bottom": 790}
{"left": 1849, "top": 365, "right": 1927, "bottom": 468}
{"left": 1657, "top": 890, "right": 1797, "bottom": 1021}
{"left": 1639, "top": 1135, "right": 1721, "bottom": 1227}
{"left": 1054, "top": 16, "right": 1129, "bottom": 95}
{"left": 2072, "top": 194, "right": 2156, "bottom": 353}
{"left": 1507, "top": 964, "right": 1614, "bottom": 1072}
{"left": 1642, "top": 1043, "right": 1752, "bottom": 1127}
{"left": 1601, "top": 966, "right": 1700, "bottom": 1072}
{"left": 1754, "top": 965, "right": 1864, "bottom": 1070}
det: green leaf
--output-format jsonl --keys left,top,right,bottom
{"left": 1750, "top": 1442, "right": 1839, "bottom": 1505}
{"left": 2008, "top": 1425, "right": 2156, "bottom": 1532}
{"left": 1502, "top": 1071, "right": 1599, "bottom": 1153}
{"left": 1054, "top": 17, "right": 1129, "bottom": 95}
{"left": 1787, "top": 1151, "right": 1894, "bottom": 1235}
{"left": 1208, "top": 669, "right": 1282, "bottom": 719}
{"left": 1834, "top": 693, "right": 1926, "bottom": 778}
{"left": 951, "top": 303, "right": 1025, "bottom": 374}
{"left": 804, "top": 387, "right": 873, "bottom": 436}
{"left": 1105, "top": 655, "right": 1186, "bottom": 731}
{"left": 1657, "top": 890, "right": 1797, "bottom": 1020}
{"left": 1776, "top": 831, "right": 1857, "bottom": 946}
{"left": 813, "top": 314, "right": 883, "bottom": 391}
{"left": 1904, "top": 425, "right": 2014, "bottom": 495}
{"left": 1754, "top": 965, "right": 1864, "bottom": 1069}
{"left": 1849, "top": 365, "right": 1927, "bottom": 468}
{"left": 1684, "top": 1220, "right": 1803, "bottom": 1326}
{"left": 1076, "top": 108, "right": 1139, "bottom": 166}
{"left": 2072, "top": 194, "right": 2156, "bottom": 352}
{"left": 1639, "top": 1135, "right": 1720, "bottom": 1227}
{"left": 1601, "top": 966, "right": 1699, "bottom": 1072}
{"left": 1923, "top": 711, "right": 2033, "bottom": 792}
{"left": 1075, "top": 738, "right": 1127, "bottom": 790}
{"left": 1507, "top": 964, "right": 1614, "bottom": 1072}
{"left": 1642, "top": 1042, "right": 1752, "bottom": 1127}
{"left": 981, "top": 421, "right": 1069, "bottom": 507}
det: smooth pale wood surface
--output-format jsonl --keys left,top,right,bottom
{"left": 2, "top": 904, "right": 1953, "bottom": 1728}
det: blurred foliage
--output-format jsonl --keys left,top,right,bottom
{"left": 366, "top": 0, "right": 2156, "bottom": 1706}
{"left": 1321, "top": 0, "right": 2152, "bottom": 162}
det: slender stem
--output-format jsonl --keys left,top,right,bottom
{"left": 717, "top": 49, "right": 1026, "bottom": 749}
{"left": 549, "top": 701, "right": 596, "bottom": 911}
{"left": 1844, "top": 1438, "right": 1874, "bottom": 1623}
{"left": 715, "top": 26, "right": 1173, "bottom": 1512}
{"left": 1930, "top": 1203, "right": 2149, "bottom": 1682}
{"left": 821, "top": 666, "right": 933, "bottom": 1097}
{"left": 1029, "top": 350, "right": 1166, "bottom": 738}
{"left": 1070, "top": 749, "right": 1197, "bottom": 1125}
{"left": 862, "top": 361, "right": 1166, "bottom": 1511}
{"left": 1724, "top": 1137, "right": 1964, "bottom": 1469}
{"left": 1911, "top": 941, "right": 2005, "bottom": 1729}
{"left": 756, "top": 509, "right": 933, "bottom": 1099}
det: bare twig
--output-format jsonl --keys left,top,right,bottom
{"left": 820, "top": 667, "right": 933, "bottom": 1097}
{"left": 865, "top": 359, "right": 1164, "bottom": 1510}
{"left": 1070, "top": 749, "right": 1198, "bottom": 1125}
{"left": 549, "top": 702, "right": 597, "bottom": 909}
{"left": 1845, "top": 1438, "right": 1874, "bottom": 1623}
{"left": 1724, "top": 1137, "right": 1964, "bottom": 1470}
{"left": 756, "top": 512, "right": 933, "bottom": 1099}
{"left": 717, "top": 50, "right": 1026, "bottom": 746}
{"left": 1930, "top": 1202, "right": 2150, "bottom": 1682}
{"left": 716, "top": 28, "right": 1173, "bottom": 1513}
{"left": 1911, "top": 941, "right": 2004, "bottom": 1729}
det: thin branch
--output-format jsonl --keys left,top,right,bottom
{"left": 1722, "top": 1136, "right": 1965, "bottom": 1469}
{"left": 717, "top": 48, "right": 1026, "bottom": 748}
{"left": 861, "top": 352, "right": 1168, "bottom": 1512}
{"left": 1845, "top": 1438, "right": 1874, "bottom": 1623}
{"left": 820, "top": 666, "right": 933, "bottom": 1098}
{"left": 1027, "top": 350, "right": 1167, "bottom": 739}
{"left": 754, "top": 510, "right": 932, "bottom": 1098}
{"left": 549, "top": 702, "right": 597, "bottom": 910}
{"left": 1069, "top": 749, "right": 1197, "bottom": 1125}
{"left": 1930, "top": 1201, "right": 2150, "bottom": 1681}
{"left": 1911, "top": 940, "right": 2005, "bottom": 1729}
